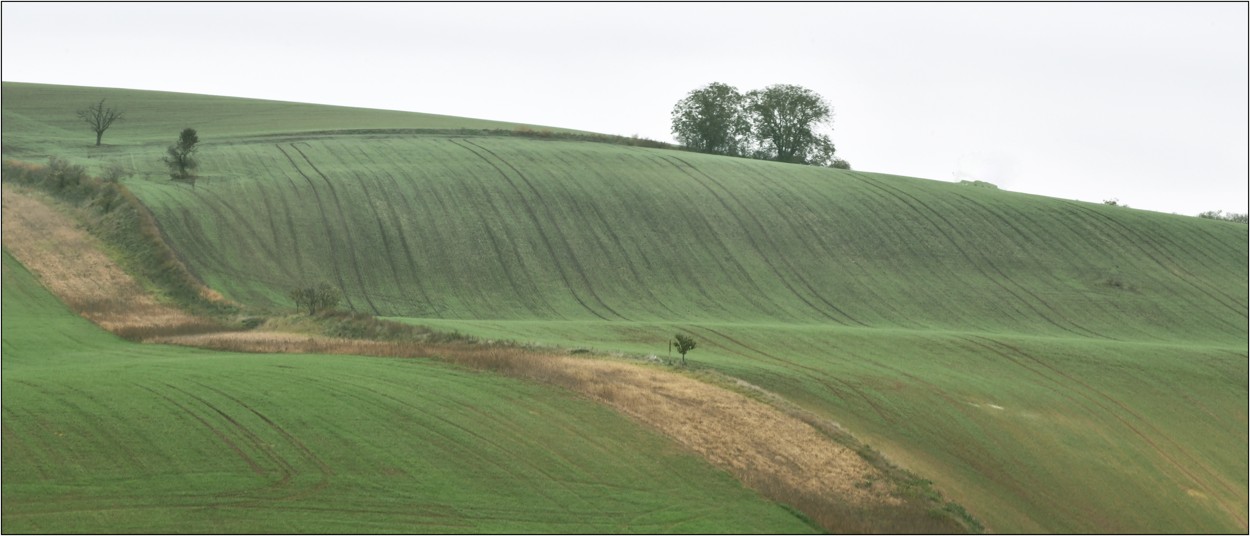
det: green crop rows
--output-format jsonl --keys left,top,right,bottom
{"left": 1, "top": 252, "right": 815, "bottom": 534}
{"left": 4, "top": 81, "right": 1247, "bottom": 532}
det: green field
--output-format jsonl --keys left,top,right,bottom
{"left": 0, "top": 251, "right": 816, "bottom": 534}
{"left": 3, "top": 81, "right": 1247, "bottom": 532}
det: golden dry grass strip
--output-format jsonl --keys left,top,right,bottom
{"left": 2, "top": 184, "right": 913, "bottom": 532}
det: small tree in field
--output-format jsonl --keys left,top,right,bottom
{"left": 290, "top": 283, "right": 340, "bottom": 316}
{"left": 163, "top": 128, "right": 200, "bottom": 183}
{"left": 672, "top": 334, "right": 697, "bottom": 366}
{"left": 77, "top": 99, "right": 124, "bottom": 146}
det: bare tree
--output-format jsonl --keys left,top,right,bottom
{"left": 77, "top": 99, "right": 124, "bottom": 146}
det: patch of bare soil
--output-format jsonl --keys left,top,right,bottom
{"left": 2, "top": 184, "right": 905, "bottom": 531}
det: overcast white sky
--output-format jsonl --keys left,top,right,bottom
{"left": 3, "top": 2, "right": 1247, "bottom": 215}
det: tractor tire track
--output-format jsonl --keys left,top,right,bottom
{"left": 289, "top": 143, "right": 382, "bottom": 315}
{"left": 426, "top": 150, "right": 526, "bottom": 317}
{"left": 944, "top": 190, "right": 1125, "bottom": 338}
{"left": 415, "top": 141, "right": 562, "bottom": 318}
{"left": 664, "top": 155, "right": 858, "bottom": 326}
{"left": 818, "top": 171, "right": 998, "bottom": 329}
{"left": 688, "top": 325, "right": 898, "bottom": 425}
{"left": 186, "top": 185, "right": 300, "bottom": 284}
{"left": 8, "top": 380, "right": 149, "bottom": 474}
{"left": 672, "top": 156, "right": 868, "bottom": 326}
{"left": 1063, "top": 201, "right": 1247, "bottom": 320}
{"left": 247, "top": 146, "right": 310, "bottom": 279}
{"left": 1057, "top": 203, "right": 1245, "bottom": 332}
{"left": 164, "top": 383, "right": 300, "bottom": 493}
{"left": 194, "top": 382, "right": 335, "bottom": 500}
{"left": 284, "top": 372, "right": 567, "bottom": 507}
{"left": 449, "top": 139, "right": 615, "bottom": 321}
{"left": 854, "top": 173, "right": 1098, "bottom": 338}
{"left": 460, "top": 139, "right": 629, "bottom": 320}
{"left": 731, "top": 162, "right": 917, "bottom": 326}
{"left": 334, "top": 141, "right": 437, "bottom": 310}
{"left": 613, "top": 153, "right": 741, "bottom": 318}
{"left": 136, "top": 384, "right": 267, "bottom": 477}
{"left": 535, "top": 150, "right": 683, "bottom": 319}
{"left": 381, "top": 143, "right": 494, "bottom": 317}
{"left": 319, "top": 142, "right": 413, "bottom": 309}
{"left": 621, "top": 151, "right": 796, "bottom": 320}
{"left": 960, "top": 336, "right": 1246, "bottom": 528}
{"left": 274, "top": 144, "right": 359, "bottom": 313}
{"left": 657, "top": 157, "right": 840, "bottom": 323}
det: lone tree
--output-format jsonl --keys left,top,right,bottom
{"left": 672, "top": 333, "right": 697, "bottom": 366}
{"left": 163, "top": 128, "right": 200, "bottom": 183}
{"left": 746, "top": 84, "right": 836, "bottom": 165}
{"left": 77, "top": 99, "right": 124, "bottom": 146}
{"left": 290, "top": 283, "right": 340, "bottom": 316}
{"left": 671, "top": 82, "right": 751, "bottom": 157}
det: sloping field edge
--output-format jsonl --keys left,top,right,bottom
{"left": 1, "top": 171, "right": 984, "bottom": 534}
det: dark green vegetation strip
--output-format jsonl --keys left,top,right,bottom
{"left": 0, "top": 252, "right": 816, "bottom": 534}
{"left": 4, "top": 81, "right": 1247, "bottom": 533}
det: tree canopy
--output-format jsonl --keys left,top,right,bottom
{"left": 671, "top": 82, "right": 843, "bottom": 168}
{"left": 745, "top": 84, "right": 835, "bottom": 165}
{"left": 163, "top": 128, "right": 200, "bottom": 182}
{"left": 671, "top": 82, "right": 751, "bottom": 157}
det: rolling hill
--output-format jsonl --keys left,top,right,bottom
{"left": 0, "top": 248, "right": 818, "bottom": 534}
{"left": 3, "top": 81, "right": 1247, "bottom": 532}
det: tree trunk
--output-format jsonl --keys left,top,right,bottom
{"left": 95, "top": 131, "right": 102, "bottom": 146}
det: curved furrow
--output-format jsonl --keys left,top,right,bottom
{"left": 188, "top": 184, "right": 300, "bottom": 284}
{"left": 274, "top": 144, "right": 358, "bottom": 312}
{"left": 855, "top": 173, "right": 1101, "bottom": 338}
{"left": 961, "top": 337, "right": 1246, "bottom": 528}
{"left": 980, "top": 338, "right": 1244, "bottom": 500}
{"left": 1060, "top": 201, "right": 1245, "bottom": 329}
{"left": 614, "top": 152, "right": 759, "bottom": 320}
{"left": 727, "top": 163, "right": 918, "bottom": 327}
{"left": 946, "top": 189, "right": 1199, "bottom": 339}
{"left": 688, "top": 325, "right": 900, "bottom": 425}
{"left": 413, "top": 141, "right": 565, "bottom": 319}
{"left": 864, "top": 174, "right": 1108, "bottom": 339}
{"left": 193, "top": 381, "right": 335, "bottom": 501}
{"left": 378, "top": 142, "right": 495, "bottom": 317}
{"left": 135, "top": 384, "right": 268, "bottom": 478}
{"left": 289, "top": 143, "right": 381, "bottom": 315}
{"left": 664, "top": 155, "right": 855, "bottom": 325}
{"left": 533, "top": 150, "right": 682, "bottom": 320}
{"left": 1065, "top": 199, "right": 1250, "bottom": 317}
{"left": 138, "top": 187, "right": 236, "bottom": 279}
{"left": 790, "top": 168, "right": 1003, "bottom": 331}
{"left": 659, "top": 156, "right": 847, "bottom": 325}
{"left": 448, "top": 139, "right": 612, "bottom": 321}
{"left": 626, "top": 151, "right": 812, "bottom": 321}
{"left": 460, "top": 139, "right": 629, "bottom": 321}
{"left": 8, "top": 380, "right": 149, "bottom": 474}
{"left": 281, "top": 372, "right": 567, "bottom": 507}
{"left": 335, "top": 142, "right": 437, "bottom": 312}
{"left": 246, "top": 146, "right": 310, "bottom": 280}
{"left": 672, "top": 156, "right": 869, "bottom": 327}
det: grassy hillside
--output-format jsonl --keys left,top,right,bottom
{"left": 0, "top": 250, "right": 816, "bottom": 534}
{"left": 4, "top": 82, "right": 1247, "bottom": 532}
{"left": 1, "top": 82, "right": 576, "bottom": 151}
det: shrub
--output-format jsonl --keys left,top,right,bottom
{"left": 289, "top": 283, "right": 340, "bottom": 316}
{"left": 1197, "top": 210, "right": 1249, "bottom": 224}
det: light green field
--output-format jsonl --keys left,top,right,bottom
{"left": 0, "top": 251, "right": 816, "bottom": 534}
{"left": 4, "top": 81, "right": 1247, "bottom": 532}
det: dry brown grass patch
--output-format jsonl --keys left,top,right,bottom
{"left": 3, "top": 184, "right": 976, "bottom": 533}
